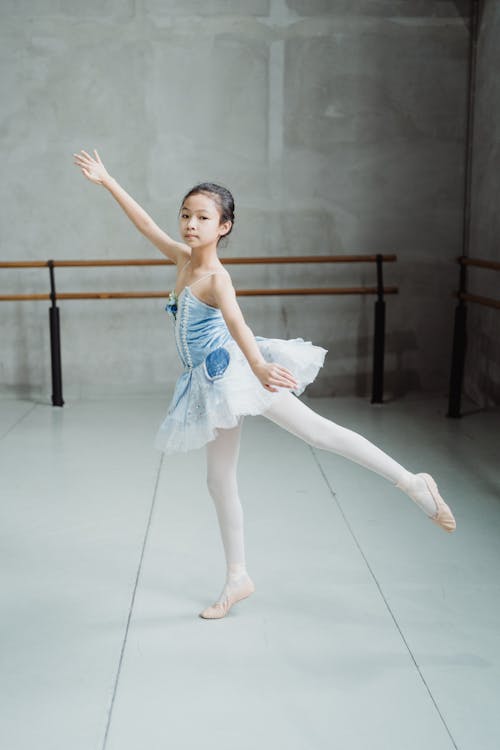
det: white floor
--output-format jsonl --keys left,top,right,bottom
{"left": 1, "top": 393, "right": 499, "bottom": 750}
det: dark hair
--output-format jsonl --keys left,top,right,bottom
{"left": 180, "top": 182, "right": 235, "bottom": 244}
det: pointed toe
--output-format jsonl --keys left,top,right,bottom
{"left": 419, "top": 473, "right": 456, "bottom": 533}
{"left": 199, "top": 602, "right": 229, "bottom": 619}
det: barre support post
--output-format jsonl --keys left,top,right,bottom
{"left": 447, "top": 259, "right": 467, "bottom": 418}
{"left": 371, "top": 254, "right": 385, "bottom": 404}
{"left": 48, "top": 260, "right": 64, "bottom": 407}
{"left": 447, "top": 300, "right": 467, "bottom": 418}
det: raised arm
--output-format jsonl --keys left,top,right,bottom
{"left": 212, "top": 273, "right": 298, "bottom": 393}
{"left": 73, "top": 149, "right": 190, "bottom": 265}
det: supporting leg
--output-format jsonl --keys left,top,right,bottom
{"left": 201, "top": 421, "right": 255, "bottom": 618}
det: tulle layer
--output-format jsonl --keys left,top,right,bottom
{"left": 154, "top": 336, "right": 327, "bottom": 455}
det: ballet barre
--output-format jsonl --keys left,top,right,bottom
{"left": 448, "top": 255, "right": 500, "bottom": 418}
{"left": 0, "top": 254, "right": 398, "bottom": 407}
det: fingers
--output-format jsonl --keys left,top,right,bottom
{"left": 276, "top": 365, "right": 297, "bottom": 381}
{"left": 274, "top": 365, "right": 298, "bottom": 386}
{"left": 72, "top": 149, "right": 95, "bottom": 164}
{"left": 72, "top": 150, "right": 104, "bottom": 184}
{"left": 72, "top": 154, "right": 89, "bottom": 168}
{"left": 265, "top": 363, "right": 298, "bottom": 390}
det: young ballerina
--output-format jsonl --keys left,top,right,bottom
{"left": 73, "top": 148, "right": 456, "bottom": 620}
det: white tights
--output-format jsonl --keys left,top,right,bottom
{"left": 205, "top": 391, "right": 435, "bottom": 590}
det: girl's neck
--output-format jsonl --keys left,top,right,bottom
{"left": 188, "top": 246, "right": 222, "bottom": 271}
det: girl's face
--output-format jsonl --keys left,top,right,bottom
{"left": 179, "top": 193, "right": 231, "bottom": 249}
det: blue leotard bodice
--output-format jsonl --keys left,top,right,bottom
{"left": 170, "top": 286, "right": 233, "bottom": 370}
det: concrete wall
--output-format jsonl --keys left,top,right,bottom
{"left": 0, "top": 1, "right": 469, "bottom": 402}
{"left": 464, "top": 0, "right": 500, "bottom": 407}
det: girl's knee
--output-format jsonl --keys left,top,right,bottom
{"left": 303, "top": 416, "right": 347, "bottom": 451}
{"left": 207, "top": 470, "right": 236, "bottom": 499}
{"left": 299, "top": 415, "right": 333, "bottom": 450}
{"left": 206, "top": 471, "right": 222, "bottom": 498}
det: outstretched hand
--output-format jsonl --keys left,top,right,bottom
{"left": 252, "top": 361, "right": 299, "bottom": 392}
{"left": 73, "top": 149, "right": 111, "bottom": 186}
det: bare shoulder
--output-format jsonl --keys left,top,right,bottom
{"left": 212, "top": 267, "right": 235, "bottom": 293}
{"left": 212, "top": 268, "right": 233, "bottom": 289}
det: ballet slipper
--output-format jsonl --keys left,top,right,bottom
{"left": 199, "top": 578, "right": 256, "bottom": 619}
{"left": 417, "top": 473, "right": 456, "bottom": 533}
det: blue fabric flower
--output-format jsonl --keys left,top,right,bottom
{"left": 165, "top": 291, "right": 178, "bottom": 319}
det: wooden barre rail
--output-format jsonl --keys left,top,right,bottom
{"left": 1, "top": 287, "right": 399, "bottom": 302}
{"left": 454, "top": 255, "right": 500, "bottom": 311}
{"left": 457, "top": 292, "right": 500, "bottom": 310}
{"left": 1, "top": 253, "right": 397, "bottom": 408}
{"left": 458, "top": 256, "right": 500, "bottom": 272}
{"left": 448, "top": 256, "right": 500, "bottom": 419}
{"left": 0, "top": 254, "right": 397, "bottom": 269}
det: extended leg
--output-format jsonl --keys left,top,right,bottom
{"left": 201, "top": 421, "right": 255, "bottom": 618}
{"left": 262, "top": 391, "right": 455, "bottom": 531}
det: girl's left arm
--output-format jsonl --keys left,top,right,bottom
{"left": 213, "top": 274, "right": 298, "bottom": 393}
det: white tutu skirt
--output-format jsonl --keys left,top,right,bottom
{"left": 154, "top": 336, "right": 328, "bottom": 455}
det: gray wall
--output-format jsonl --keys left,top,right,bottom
{"left": 465, "top": 0, "right": 500, "bottom": 407}
{"left": 0, "top": 1, "right": 469, "bottom": 402}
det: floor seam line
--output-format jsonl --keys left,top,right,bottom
{"left": 0, "top": 402, "right": 38, "bottom": 441}
{"left": 100, "top": 453, "right": 164, "bottom": 750}
{"left": 310, "top": 448, "right": 459, "bottom": 750}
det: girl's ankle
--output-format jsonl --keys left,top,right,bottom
{"left": 227, "top": 562, "right": 248, "bottom": 580}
